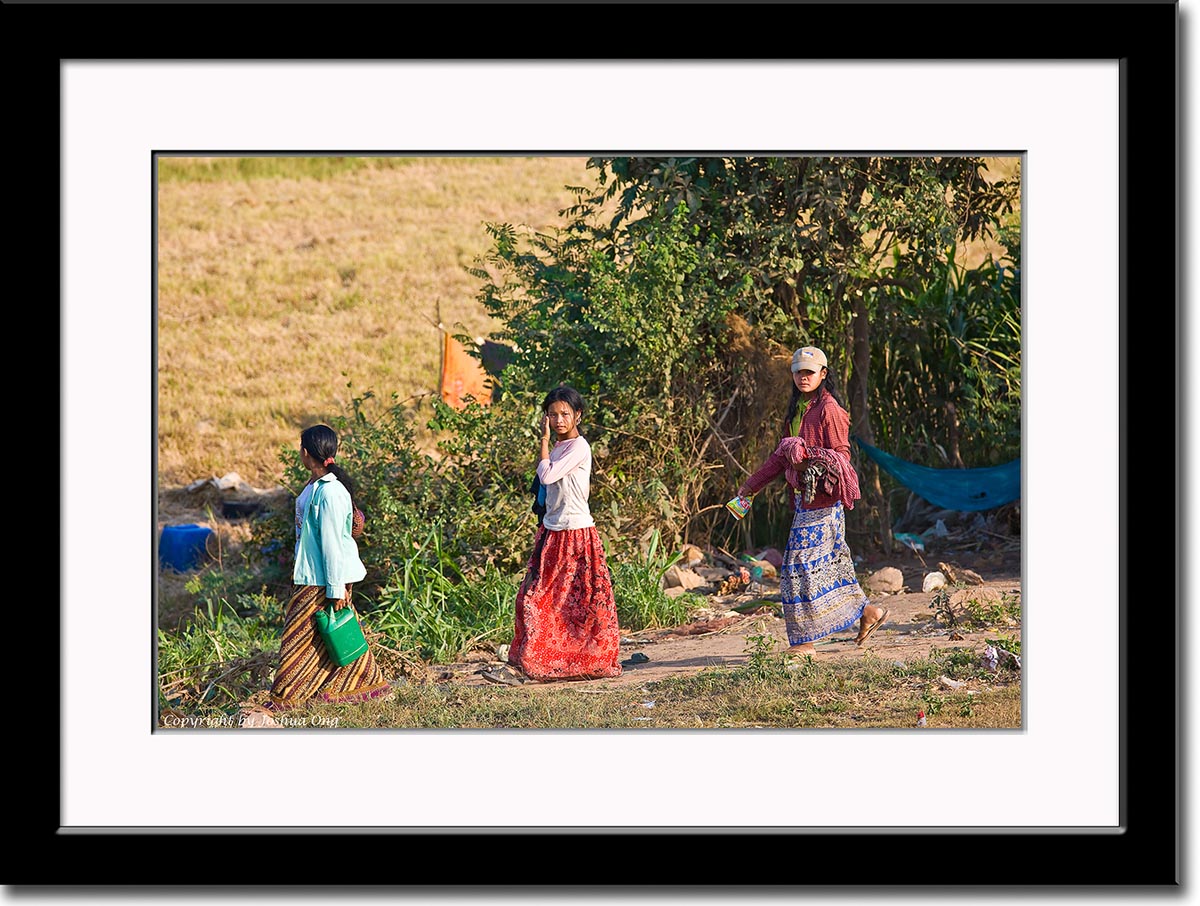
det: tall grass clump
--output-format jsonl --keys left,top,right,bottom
{"left": 370, "top": 528, "right": 520, "bottom": 663}
{"left": 610, "top": 529, "right": 700, "bottom": 631}
{"left": 157, "top": 597, "right": 281, "bottom": 714}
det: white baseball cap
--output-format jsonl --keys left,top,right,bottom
{"left": 791, "top": 346, "right": 828, "bottom": 373}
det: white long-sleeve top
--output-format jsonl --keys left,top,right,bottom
{"left": 535, "top": 435, "right": 595, "bottom": 531}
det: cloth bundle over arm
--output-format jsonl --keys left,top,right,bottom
{"left": 796, "top": 446, "right": 861, "bottom": 510}
{"left": 739, "top": 394, "right": 861, "bottom": 512}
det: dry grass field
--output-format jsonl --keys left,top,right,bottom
{"left": 157, "top": 155, "right": 595, "bottom": 489}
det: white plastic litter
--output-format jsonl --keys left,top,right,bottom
{"left": 981, "top": 645, "right": 1000, "bottom": 672}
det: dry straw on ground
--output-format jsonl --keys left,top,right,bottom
{"left": 157, "top": 156, "right": 596, "bottom": 489}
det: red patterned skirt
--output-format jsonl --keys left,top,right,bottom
{"left": 267, "top": 584, "right": 392, "bottom": 710}
{"left": 508, "top": 526, "right": 622, "bottom": 681}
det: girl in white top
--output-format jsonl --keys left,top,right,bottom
{"left": 536, "top": 430, "right": 594, "bottom": 531}
{"left": 504, "top": 386, "right": 622, "bottom": 682}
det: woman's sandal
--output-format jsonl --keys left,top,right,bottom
{"left": 481, "top": 665, "right": 530, "bottom": 686}
{"left": 855, "top": 608, "right": 891, "bottom": 647}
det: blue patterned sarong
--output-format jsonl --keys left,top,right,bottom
{"left": 779, "top": 501, "right": 870, "bottom": 645}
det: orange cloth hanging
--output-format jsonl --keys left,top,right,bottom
{"left": 440, "top": 332, "right": 492, "bottom": 409}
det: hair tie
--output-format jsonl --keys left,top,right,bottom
{"left": 323, "top": 457, "right": 335, "bottom": 466}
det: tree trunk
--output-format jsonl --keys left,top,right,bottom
{"left": 945, "top": 401, "right": 965, "bottom": 468}
{"left": 773, "top": 276, "right": 809, "bottom": 333}
{"left": 848, "top": 294, "right": 891, "bottom": 553}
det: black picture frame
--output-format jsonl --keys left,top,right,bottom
{"left": 33, "top": 0, "right": 1177, "bottom": 892}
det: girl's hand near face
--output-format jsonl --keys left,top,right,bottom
{"left": 541, "top": 415, "right": 551, "bottom": 443}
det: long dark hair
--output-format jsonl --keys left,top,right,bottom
{"left": 300, "top": 424, "right": 358, "bottom": 511}
{"left": 542, "top": 385, "right": 585, "bottom": 417}
{"left": 782, "top": 369, "right": 844, "bottom": 437}
{"left": 542, "top": 385, "right": 586, "bottom": 438}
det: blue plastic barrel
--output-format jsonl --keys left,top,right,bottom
{"left": 159, "top": 524, "right": 214, "bottom": 571}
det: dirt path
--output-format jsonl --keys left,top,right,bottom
{"left": 436, "top": 546, "right": 1022, "bottom": 690}
{"left": 158, "top": 484, "right": 1021, "bottom": 691}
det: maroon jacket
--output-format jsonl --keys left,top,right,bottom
{"left": 739, "top": 389, "right": 859, "bottom": 511}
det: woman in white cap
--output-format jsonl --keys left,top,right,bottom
{"left": 735, "top": 346, "right": 889, "bottom": 654}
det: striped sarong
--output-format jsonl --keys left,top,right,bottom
{"left": 779, "top": 501, "right": 870, "bottom": 645}
{"left": 268, "top": 584, "right": 391, "bottom": 710}
{"left": 508, "top": 525, "right": 622, "bottom": 681}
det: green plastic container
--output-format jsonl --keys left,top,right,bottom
{"left": 313, "top": 602, "right": 369, "bottom": 667}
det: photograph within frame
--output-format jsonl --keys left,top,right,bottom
{"left": 153, "top": 151, "right": 1026, "bottom": 732}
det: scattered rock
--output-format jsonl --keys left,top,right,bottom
{"left": 865, "top": 566, "right": 904, "bottom": 594}
{"left": 948, "top": 586, "right": 1005, "bottom": 609}
{"left": 939, "top": 561, "right": 986, "bottom": 585}
{"left": 663, "top": 565, "right": 708, "bottom": 590}
{"left": 678, "top": 544, "right": 705, "bottom": 567}
{"left": 212, "top": 472, "right": 255, "bottom": 493}
{"left": 922, "top": 571, "right": 947, "bottom": 593}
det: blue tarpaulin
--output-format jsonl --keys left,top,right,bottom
{"left": 854, "top": 437, "right": 1020, "bottom": 513}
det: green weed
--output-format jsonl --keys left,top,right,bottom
{"left": 370, "top": 527, "right": 518, "bottom": 663}
{"left": 157, "top": 598, "right": 280, "bottom": 714}
{"left": 611, "top": 528, "right": 699, "bottom": 632}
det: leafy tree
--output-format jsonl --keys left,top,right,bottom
{"left": 471, "top": 156, "right": 1020, "bottom": 551}
{"left": 519, "top": 157, "right": 1018, "bottom": 544}
{"left": 470, "top": 199, "right": 755, "bottom": 552}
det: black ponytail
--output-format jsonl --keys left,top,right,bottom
{"left": 300, "top": 424, "right": 358, "bottom": 512}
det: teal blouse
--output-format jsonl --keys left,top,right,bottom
{"left": 292, "top": 472, "right": 366, "bottom": 599}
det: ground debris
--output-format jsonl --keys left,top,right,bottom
{"left": 938, "top": 561, "right": 985, "bottom": 585}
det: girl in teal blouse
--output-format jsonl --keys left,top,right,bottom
{"left": 268, "top": 424, "right": 391, "bottom": 710}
